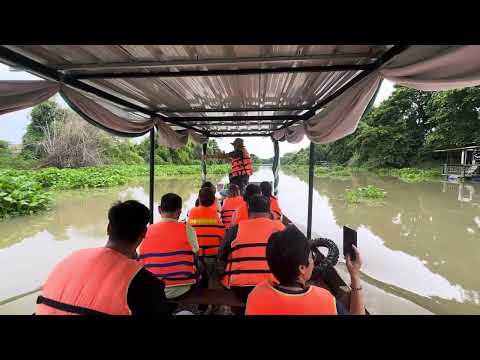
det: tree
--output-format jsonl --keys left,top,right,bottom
{"left": 22, "top": 99, "right": 67, "bottom": 159}
{"left": 281, "top": 85, "right": 480, "bottom": 168}
{"left": 425, "top": 87, "right": 480, "bottom": 148}
{"left": 39, "top": 112, "right": 107, "bottom": 168}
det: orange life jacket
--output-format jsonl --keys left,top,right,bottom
{"left": 139, "top": 221, "right": 197, "bottom": 288}
{"left": 220, "top": 196, "right": 246, "bottom": 229}
{"left": 231, "top": 147, "right": 253, "bottom": 177}
{"left": 187, "top": 206, "right": 225, "bottom": 258}
{"left": 221, "top": 217, "right": 285, "bottom": 288}
{"left": 230, "top": 202, "right": 248, "bottom": 226}
{"left": 36, "top": 247, "right": 142, "bottom": 315}
{"left": 245, "top": 281, "right": 338, "bottom": 315}
{"left": 270, "top": 196, "right": 282, "bottom": 220}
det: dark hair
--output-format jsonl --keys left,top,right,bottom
{"left": 247, "top": 194, "right": 270, "bottom": 214}
{"left": 266, "top": 226, "right": 311, "bottom": 284}
{"left": 198, "top": 187, "right": 215, "bottom": 207}
{"left": 108, "top": 200, "right": 150, "bottom": 244}
{"left": 160, "top": 193, "right": 182, "bottom": 212}
{"left": 201, "top": 181, "right": 214, "bottom": 190}
{"left": 243, "top": 183, "right": 261, "bottom": 202}
{"left": 260, "top": 181, "right": 272, "bottom": 198}
{"left": 228, "top": 183, "right": 240, "bottom": 197}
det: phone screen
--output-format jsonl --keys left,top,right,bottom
{"left": 343, "top": 226, "right": 357, "bottom": 261}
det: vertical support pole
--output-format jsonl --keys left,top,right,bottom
{"left": 201, "top": 142, "right": 208, "bottom": 183}
{"left": 149, "top": 128, "right": 155, "bottom": 224}
{"left": 307, "top": 141, "right": 315, "bottom": 240}
{"left": 272, "top": 139, "right": 280, "bottom": 196}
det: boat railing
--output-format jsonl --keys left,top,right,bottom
{"left": 442, "top": 163, "right": 480, "bottom": 177}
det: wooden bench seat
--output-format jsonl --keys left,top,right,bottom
{"left": 169, "top": 288, "right": 245, "bottom": 308}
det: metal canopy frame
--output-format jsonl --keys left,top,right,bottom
{"left": 0, "top": 44, "right": 410, "bottom": 236}
{"left": 0, "top": 45, "right": 408, "bottom": 137}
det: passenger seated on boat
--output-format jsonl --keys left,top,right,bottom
{"left": 245, "top": 226, "right": 365, "bottom": 315}
{"left": 218, "top": 194, "right": 285, "bottom": 314}
{"left": 260, "top": 181, "right": 283, "bottom": 220}
{"left": 230, "top": 183, "right": 262, "bottom": 226}
{"left": 220, "top": 184, "right": 245, "bottom": 229}
{"left": 138, "top": 193, "right": 208, "bottom": 312}
{"left": 188, "top": 187, "right": 225, "bottom": 285}
{"left": 194, "top": 181, "right": 220, "bottom": 213}
{"left": 36, "top": 200, "right": 171, "bottom": 315}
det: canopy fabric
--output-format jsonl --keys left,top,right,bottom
{"left": 0, "top": 80, "right": 60, "bottom": 115}
{"left": 0, "top": 79, "right": 207, "bottom": 143}
{"left": 60, "top": 85, "right": 155, "bottom": 136}
{"left": 380, "top": 45, "right": 480, "bottom": 91}
{"left": 1, "top": 45, "right": 480, "bottom": 148}
{"left": 154, "top": 118, "right": 208, "bottom": 148}
{"left": 273, "top": 45, "right": 480, "bottom": 144}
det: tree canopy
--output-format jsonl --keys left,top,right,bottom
{"left": 282, "top": 85, "right": 480, "bottom": 168}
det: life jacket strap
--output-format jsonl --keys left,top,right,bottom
{"left": 36, "top": 295, "right": 110, "bottom": 316}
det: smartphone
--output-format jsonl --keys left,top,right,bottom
{"left": 343, "top": 226, "right": 357, "bottom": 261}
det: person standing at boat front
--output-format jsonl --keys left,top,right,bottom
{"left": 203, "top": 138, "right": 253, "bottom": 195}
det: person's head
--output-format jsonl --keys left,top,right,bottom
{"left": 266, "top": 226, "right": 314, "bottom": 285}
{"left": 159, "top": 193, "right": 182, "bottom": 220}
{"left": 247, "top": 194, "right": 271, "bottom": 219}
{"left": 231, "top": 137, "right": 244, "bottom": 151}
{"left": 227, "top": 183, "right": 240, "bottom": 197}
{"left": 243, "top": 183, "right": 261, "bottom": 202}
{"left": 198, "top": 187, "right": 215, "bottom": 207}
{"left": 201, "top": 181, "right": 216, "bottom": 193}
{"left": 107, "top": 200, "right": 150, "bottom": 252}
{"left": 260, "top": 181, "right": 273, "bottom": 198}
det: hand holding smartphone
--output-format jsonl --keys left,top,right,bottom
{"left": 343, "top": 226, "right": 357, "bottom": 261}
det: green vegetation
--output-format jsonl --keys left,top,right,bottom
{"left": 283, "top": 164, "right": 357, "bottom": 179}
{"left": 376, "top": 168, "right": 441, "bottom": 183}
{"left": 315, "top": 166, "right": 352, "bottom": 179}
{"left": 0, "top": 173, "right": 52, "bottom": 219}
{"left": 282, "top": 86, "right": 480, "bottom": 169}
{"left": 345, "top": 185, "right": 386, "bottom": 205}
{"left": 0, "top": 164, "right": 230, "bottom": 219}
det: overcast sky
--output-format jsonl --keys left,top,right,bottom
{"left": 0, "top": 63, "right": 395, "bottom": 157}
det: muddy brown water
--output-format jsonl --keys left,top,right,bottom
{"left": 1, "top": 167, "right": 479, "bottom": 314}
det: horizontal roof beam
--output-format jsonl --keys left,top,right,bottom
{"left": 163, "top": 106, "right": 308, "bottom": 113}
{"left": 57, "top": 53, "right": 379, "bottom": 72}
{"left": 434, "top": 145, "right": 480, "bottom": 152}
{"left": 70, "top": 64, "right": 371, "bottom": 80}
{"left": 173, "top": 115, "right": 301, "bottom": 122}
{"left": 209, "top": 133, "right": 272, "bottom": 138}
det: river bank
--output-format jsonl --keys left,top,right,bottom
{"left": 282, "top": 164, "right": 442, "bottom": 182}
{"left": 0, "top": 164, "right": 230, "bottom": 219}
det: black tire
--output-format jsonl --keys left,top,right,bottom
{"left": 311, "top": 237, "right": 340, "bottom": 276}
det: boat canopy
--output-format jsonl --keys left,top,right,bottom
{"left": 2, "top": 45, "right": 480, "bottom": 232}
{"left": 2, "top": 45, "right": 480, "bottom": 147}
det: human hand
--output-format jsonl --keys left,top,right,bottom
{"left": 346, "top": 245, "right": 362, "bottom": 280}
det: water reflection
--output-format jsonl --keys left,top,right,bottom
{"left": 279, "top": 167, "right": 480, "bottom": 314}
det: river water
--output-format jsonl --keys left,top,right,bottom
{"left": 1, "top": 166, "right": 479, "bottom": 314}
